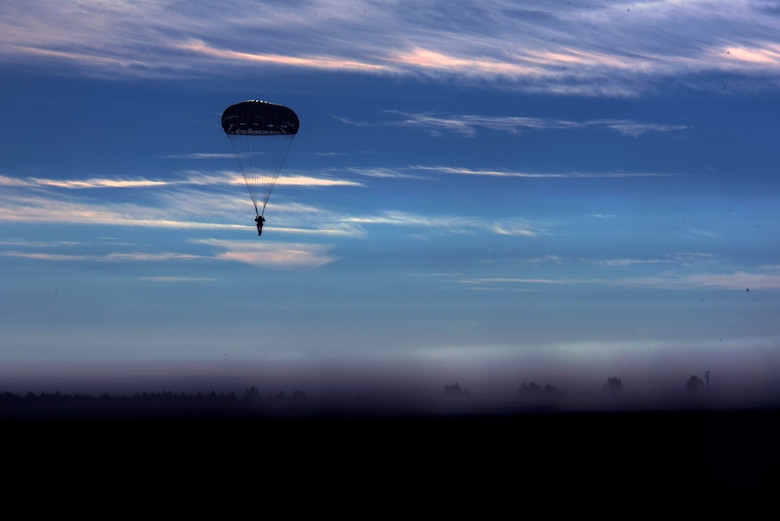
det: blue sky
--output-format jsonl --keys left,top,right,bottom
{"left": 1, "top": 1, "right": 779, "bottom": 404}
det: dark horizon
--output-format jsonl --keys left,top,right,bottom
{"left": 2, "top": 368, "right": 778, "bottom": 419}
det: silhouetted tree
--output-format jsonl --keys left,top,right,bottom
{"left": 603, "top": 377, "right": 623, "bottom": 393}
{"left": 686, "top": 375, "right": 704, "bottom": 392}
{"left": 0, "top": 391, "right": 20, "bottom": 402}
{"left": 444, "top": 382, "right": 469, "bottom": 397}
{"left": 518, "top": 381, "right": 541, "bottom": 394}
{"left": 292, "top": 390, "right": 306, "bottom": 400}
{"left": 244, "top": 386, "right": 260, "bottom": 401}
{"left": 543, "top": 383, "right": 565, "bottom": 395}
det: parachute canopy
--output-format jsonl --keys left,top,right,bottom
{"left": 222, "top": 100, "right": 299, "bottom": 217}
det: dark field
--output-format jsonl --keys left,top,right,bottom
{"left": 2, "top": 390, "right": 778, "bottom": 497}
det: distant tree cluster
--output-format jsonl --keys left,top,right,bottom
{"left": 244, "top": 386, "right": 307, "bottom": 401}
{"left": 0, "top": 389, "right": 242, "bottom": 404}
{"left": 1, "top": 390, "right": 99, "bottom": 403}
{"left": 519, "top": 381, "right": 541, "bottom": 393}
{"left": 444, "top": 382, "right": 469, "bottom": 397}
{"left": 0, "top": 388, "right": 308, "bottom": 405}
{"left": 517, "top": 382, "right": 565, "bottom": 396}
{"left": 603, "top": 377, "right": 623, "bottom": 393}
{"left": 686, "top": 375, "right": 705, "bottom": 392}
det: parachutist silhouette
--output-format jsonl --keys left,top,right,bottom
{"left": 255, "top": 215, "right": 265, "bottom": 236}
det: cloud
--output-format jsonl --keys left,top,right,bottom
{"left": 722, "top": 42, "right": 780, "bottom": 67}
{"left": 330, "top": 165, "right": 676, "bottom": 180}
{"left": 409, "top": 165, "right": 675, "bottom": 179}
{"left": 345, "top": 211, "right": 470, "bottom": 228}
{"left": 358, "top": 112, "right": 690, "bottom": 137}
{"left": 457, "top": 269, "right": 780, "bottom": 291}
{"left": 689, "top": 229, "right": 722, "bottom": 239}
{"left": 0, "top": 167, "right": 368, "bottom": 239}
{"left": 387, "top": 47, "right": 542, "bottom": 79}
{"left": 458, "top": 277, "right": 574, "bottom": 287}
{"left": 193, "top": 239, "right": 337, "bottom": 269}
{"left": 0, "top": 190, "right": 367, "bottom": 239}
{"left": 138, "top": 276, "right": 217, "bottom": 282}
{"left": 503, "top": 252, "right": 717, "bottom": 268}
{"left": 0, "top": 239, "right": 85, "bottom": 248}
{"left": 685, "top": 271, "right": 780, "bottom": 290}
{"left": 161, "top": 153, "right": 237, "bottom": 160}
{"left": 489, "top": 222, "right": 543, "bottom": 237}
{"left": 29, "top": 178, "right": 169, "bottom": 189}
{"left": 591, "top": 119, "right": 690, "bottom": 137}
{"left": 0, "top": 236, "right": 336, "bottom": 270}
{"left": 0, "top": 166, "right": 571, "bottom": 240}
{"left": 274, "top": 175, "right": 363, "bottom": 188}
{"left": 597, "top": 258, "right": 673, "bottom": 267}
{"left": 342, "top": 167, "right": 427, "bottom": 180}
{"left": 0, "top": 171, "right": 390, "bottom": 239}
{"left": 590, "top": 252, "right": 719, "bottom": 269}
{"left": 0, "top": 191, "right": 245, "bottom": 230}
{"left": 343, "top": 210, "right": 549, "bottom": 238}
{"left": 0, "top": 173, "right": 200, "bottom": 190}
{"left": 0, "top": 171, "right": 360, "bottom": 190}
{"left": 0, "top": 250, "right": 207, "bottom": 263}
{"left": 3, "top": 1, "right": 780, "bottom": 94}
{"left": 176, "top": 39, "right": 394, "bottom": 74}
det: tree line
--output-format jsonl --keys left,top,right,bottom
{"left": 0, "top": 387, "right": 308, "bottom": 404}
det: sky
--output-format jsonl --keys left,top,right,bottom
{"left": 1, "top": 0, "right": 779, "bottom": 407}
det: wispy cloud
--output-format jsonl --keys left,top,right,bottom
{"left": 344, "top": 211, "right": 476, "bottom": 233}
{"left": 0, "top": 167, "right": 368, "bottom": 237}
{"left": 489, "top": 222, "right": 544, "bottom": 237}
{"left": 138, "top": 276, "right": 217, "bottom": 282}
{"left": 409, "top": 166, "right": 675, "bottom": 179}
{"left": 0, "top": 171, "right": 402, "bottom": 239}
{"left": 0, "top": 167, "right": 566, "bottom": 239}
{"left": 0, "top": 236, "right": 336, "bottom": 270}
{"left": 337, "top": 165, "right": 675, "bottom": 180}
{"left": 0, "top": 185, "right": 368, "bottom": 239}
{"left": 722, "top": 42, "right": 780, "bottom": 68}
{"left": 0, "top": 172, "right": 360, "bottom": 190}
{"left": 343, "top": 210, "right": 549, "bottom": 238}
{"left": 0, "top": 192, "right": 246, "bottom": 230}
{"left": 341, "top": 167, "right": 428, "bottom": 180}
{"left": 689, "top": 229, "right": 722, "bottom": 239}
{"left": 2, "top": 1, "right": 780, "bottom": 94}
{"left": 597, "top": 258, "right": 674, "bottom": 267}
{"left": 176, "top": 39, "right": 394, "bottom": 74}
{"left": 275, "top": 174, "right": 363, "bottom": 188}
{"left": 496, "top": 252, "right": 717, "bottom": 269}
{"left": 31, "top": 178, "right": 169, "bottom": 189}
{"left": 0, "top": 250, "right": 206, "bottom": 263}
{"left": 193, "top": 238, "right": 337, "bottom": 269}
{"left": 593, "top": 119, "right": 691, "bottom": 137}
{"left": 348, "top": 112, "right": 690, "bottom": 137}
{"left": 590, "top": 252, "right": 717, "bottom": 268}
{"left": 161, "top": 153, "right": 237, "bottom": 160}
{"left": 457, "top": 268, "right": 780, "bottom": 291}
{"left": 387, "top": 46, "right": 542, "bottom": 79}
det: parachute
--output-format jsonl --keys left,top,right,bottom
{"left": 221, "top": 100, "right": 299, "bottom": 219}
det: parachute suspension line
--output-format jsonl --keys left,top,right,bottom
{"left": 227, "top": 132, "right": 294, "bottom": 217}
{"left": 228, "top": 135, "right": 259, "bottom": 216}
{"left": 258, "top": 134, "right": 295, "bottom": 216}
